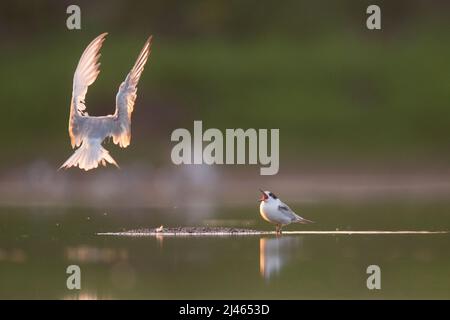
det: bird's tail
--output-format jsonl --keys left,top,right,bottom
{"left": 295, "top": 217, "right": 314, "bottom": 224}
{"left": 59, "top": 140, "right": 118, "bottom": 171}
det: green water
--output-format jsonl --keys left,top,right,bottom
{"left": 0, "top": 203, "right": 449, "bottom": 299}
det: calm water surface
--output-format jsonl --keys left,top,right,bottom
{"left": 0, "top": 203, "right": 449, "bottom": 299}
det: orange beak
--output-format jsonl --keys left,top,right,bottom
{"left": 258, "top": 189, "right": 268, "bottom": 202}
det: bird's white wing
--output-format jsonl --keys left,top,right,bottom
{"left": 112, "top": 36, "right": 152, "bottom": 148}
{"left": 278, "top": 203, "right": 300, "bottom": 221}
{"left": 72, "top": 33, "right": 108, "bottom": 116}
{"left": 279, "top": 202, "right": 312, "bottom": 223}
{"left": 69, "top": 33, "right": 108, "bottom": 148}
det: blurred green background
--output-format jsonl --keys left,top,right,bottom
{"left": 1, "top": 0, "right": 449, "bottom": 170}
{"left": 0, "top": 0, "right": 449, "bottom": 300}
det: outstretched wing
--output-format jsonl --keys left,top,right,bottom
{"left": 71, "top": 33, "right": 107, "bottom": 116}
{"left": 112, "top": 36, "right": 152, "bottom": 148}
{"left": 69, "top": 33, "right": 108, "bottom": 147}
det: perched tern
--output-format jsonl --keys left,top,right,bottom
{"left": 60, "top": 33, "right": 152, "bottom": 171}
{"left": 259, "top": 189, "right": 313, "bottom": 234}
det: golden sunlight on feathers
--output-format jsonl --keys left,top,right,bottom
{"left": 61, "top": 34, "right": 152, "bottom": 171}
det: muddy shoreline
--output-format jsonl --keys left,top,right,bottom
{"left": 97, "top": 227, "right": 449, "bottom": 236}
{"left": 98, "top": 227, "right": 266, "bottom": 236}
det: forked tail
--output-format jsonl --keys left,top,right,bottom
{"left": 295, "top": 217, "right": 315, "bottom": 224}
{"left": 60, "top": 140, "right": 118, "bottom": 171}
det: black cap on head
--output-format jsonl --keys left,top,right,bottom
{"left": 268, "top": 192, "right": 277, "bottom": 199}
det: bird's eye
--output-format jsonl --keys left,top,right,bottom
{"left": 269, "top": 192, "right": 277, "bottom": 199}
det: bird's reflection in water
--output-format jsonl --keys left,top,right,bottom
{"left": 156, "top": 234, "right": 164, "bottom": 248}
{"left": 63, "top": 291, "right": 111, "bottom": 300}
{"left": 259, "top": 236, "right": 303, "bottom": 280}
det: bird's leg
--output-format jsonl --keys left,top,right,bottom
{"left": 275, "top": 224, "right": 281, "bottom": 235}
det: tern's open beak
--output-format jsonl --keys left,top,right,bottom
{"left": 258, "top": 189, "right": 268, "bottom": 202}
